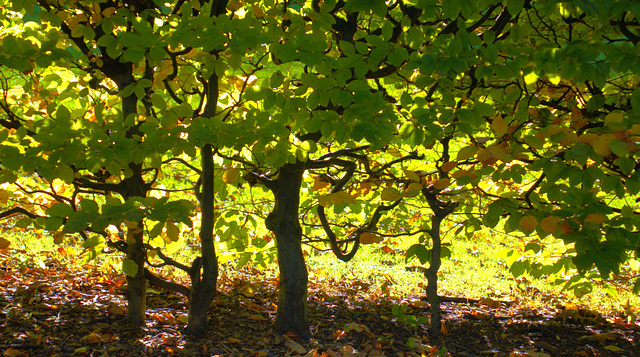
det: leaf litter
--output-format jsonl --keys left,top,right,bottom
{"left": 0, "top": 260, "right": 639, "bottom": 356}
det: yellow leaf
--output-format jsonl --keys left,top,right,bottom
{"left": 387, "top": 147, "right": 403, "bottom": 157}
{"left": 227, "top": 337, "right": 241, "bottom": 343}
{"left": 0, "top": 237, "right": 10, "bottom": 249}
{"left": 402, "top": 168, "right": 421, "bottom": 182}
{"left": 222, "top": 168, "right": 240, "bottom": 184}
{"left": 251, "top": 4, "right": 265, "bottom": 17}
{"left": 584, "top": 213, "right": 606, "bottom": 224}
{"left": 540, "top": 216, "right": 562, "bottom": 234}
{"left": 332, "top": 191, "right": 356, "bottom": 205}
{"left": 603, "top": 345, "right": 625, "bottom": 352}
{"left": 359, "top": 232, "right": 383, "bottom": 244}
{"left": 0, "top": 189, "right": 8, "bottom": 204}
{"left": 80, "top": 332, "right": 103, "bottom": 344}
{"left": 319, "top": 191, "right": 356, "bottom": 207}
{"left": 451, "top": 170, "right": 477, "bottom": 180}
{"left": 345, "top": 322, "right": 366, "bottom": 332}
{"left": 592, "top": 136, "right": 612, "bottom": 157}
{"left": 432, "top": 178, "right": 450, "bottom": 189}
{"left": 3, "top": 348, "right": 23, "bottom": 356}
{"left": 571, "top": 106, "right": 583, "bottom": 121}
{"left": 592, "top": 332, "right": 618, "bottom": 342}
{"left": 456, "top": 146, "right": 478, "bottom": 161}
{"left": 53, "top": 230, "right": 65, "bottom": 244}
{"left": 404, "top": 182, "right": 423, "bottom": 197}
{"left": 284, "top": 336, "right": 307, "bottom": 355}
{"left": 440, "top": 161, "right": 457, "bottom": 172}
{"left": 312, "top": 176, "right": 330, "bottom": 191}
{"left": 604, "top": 112, "right": 624, "bottom": 127}
{"left": 248, "top": 314, "right": 268, "bottom": 321}
{"left": 519, "top": 216, "right": 538, "bottom": 231}
{"left": 491, "top": 116, "right": 508, "bottom": 137}
{"left": 524, "top": 71, "right": 539, "bottom": 85}
{"left": 165, "top": 221, "right": 180, "bottom": 242}
{"left": 576, "top": 133, "right": 597, "bottom": 145}
{"left": 381, "top": 187, "right": 402, "bottom": 201}
{"left": 123, "top": 220, "right": 139, "bottom": 229}
{"left": 318, "top": 194, "right": 332, "bottom": 207}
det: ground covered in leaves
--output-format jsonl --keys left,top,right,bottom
{"left": 1, "top": 262, "right": 639, "bottom": 357}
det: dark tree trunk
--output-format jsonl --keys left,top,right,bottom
{"left": 265, "top": 162, "right": 311, "bottom": 339}
{"left": 116, "top": 66, "right": 148, "bottom": 326}
{"left": 422, "top": 187, "right": 457, "bottom": 336}
{"left": 186, "top": 143, "right": 218, "bottom": 335}
{"left": 125, "top": 224, "right": 147, "bottom": 325}
{"left": 121, "top": 164, "right": 148, "bottom": 325}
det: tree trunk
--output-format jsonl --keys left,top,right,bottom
{"left": 265, "top": 162, "right": 311, "bottom": 339}
{"left": 117, "top": 66, "right": 148, "bottom": 325}
{"left": 125, "top": 225, "right": 147, "bottom": 325}
{"left": 422, "top": 188, "right": 457, "bottom": 336}
{"left": 186, "top": 143, "right": 218, "bottom": 335}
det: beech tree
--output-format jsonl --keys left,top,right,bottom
{"left": 2, "top": 0, "right": 640, "bottom": 340}
{"left": 0, "top": 0, "right": 241, "bottom": 334}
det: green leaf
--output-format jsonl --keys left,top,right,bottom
{"left": 631, "top": 88, "right": 640, "bottom": 115}
{"left": 507, "top": 0, "right": 524, "bottom": 15}
{"left": 614, "top": 157, "right": 635, "bottom": 175}
{"left": 442, "top": 0, "right": 460, "bottom": 18}
{"left": 57, "top": 164, "right": 75, "bottom": 183}
{"left": 510, "top": 259, "right": 528, "bottom": 277}
{"left": 609, "top": 139, "right": 628, "bottom": 157}
{"left": 15, "top": 217, "right": 32, "bottom": 228}
{"left": 150, "top": 93, "right": 166, "bottom": 110}
{"left": 47, "top": 203, "right": 74, "bottom": 217}
{"left": 79, "top": 199, "right": 100, "bottom": 214}
{"left": 626, "top": 175, "right": 640, "bottom": 195}
{"left": 122, "top": 258, "right": 139, "bottom": 278}
{"left": 406, "top": 243, "right": 431, "bottom": 265}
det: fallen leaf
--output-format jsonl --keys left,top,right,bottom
{"left": 603, "top": 345, "right": 625, "bottom": 352}
{"left": 3, "top": 348, "right": 23, "bottom": 356}
{"left": 440, "top": 321, "right": 448, "bottom": 335}
{"left": 248, "top": 314, "right": 268, "bottom": 321}
{"left": 480, "top": 297, "right": 501, "bottom": 309}
{"left": 592, "top": 332, "right": 619, "bottom": 342}
{"left": 284, "top": 335, "right": 307, "bottom": 355}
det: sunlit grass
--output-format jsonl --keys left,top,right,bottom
{"left": 2, "top": 221, "right": 638, "bottom": 322}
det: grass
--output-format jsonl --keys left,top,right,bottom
{"left": 1, "top": 220, "right": 639, "bottom": 324}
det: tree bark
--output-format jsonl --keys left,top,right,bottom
{"left": 186, "top": 143, "right": 218, "bottom": 335}
{"left": 125, "top": 225, "right": 147, "bottom": 325}
{"left": 116, "top": 66, "right": 148, "bottom": 326}
{"left": 265, "top": 162, "right": 311, "bottom": 339}
{"left": 422, "top": 187, "right": 457, "bottom": 336}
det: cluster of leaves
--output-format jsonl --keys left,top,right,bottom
{"left": 0, "top": 0, "right": 639, "bottom": 338}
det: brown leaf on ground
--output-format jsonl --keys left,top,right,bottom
{"left": 284, "top": 335, "right": 308, "bottom": 355}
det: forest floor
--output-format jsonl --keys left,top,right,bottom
{"left": 1, "top": 263, "right": 639, "bottom": 357}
